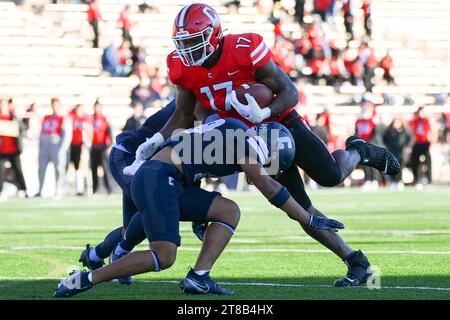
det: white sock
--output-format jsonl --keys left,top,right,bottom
{"left": 194, "top": 269, "right": 210, "bottom": 276}
{"left": 88, "top": 247, "right": 102, "bottom": 262}
{"left": 114, "top": 244, "right": 130, "bottom": 256}
{"left": 88, "top": 272, "right": 93, "bottom": 283}
{"left": 76, "top": 171, "right": 84, "bottom": 194}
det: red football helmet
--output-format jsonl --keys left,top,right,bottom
{"left": 172, "top": 3, "right": 223, "bottom": 67}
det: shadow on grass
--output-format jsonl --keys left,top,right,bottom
{"left": 1, "top": 276, "right": 449, "bottom": 300}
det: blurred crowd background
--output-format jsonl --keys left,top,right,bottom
{"left": 0, "top": 0, "right": 449, "bottom": 200}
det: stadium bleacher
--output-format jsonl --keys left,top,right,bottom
{"left": 0, "top": 0, "right": 448, "bottom": 132}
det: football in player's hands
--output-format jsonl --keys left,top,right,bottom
{"left": 234, "top": 83, "right": 273, "bottom": 108}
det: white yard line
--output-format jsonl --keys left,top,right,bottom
{"left": 0, "top": 277, "right": 448, "bottom": 292}
{"left": 138, "top": 280, "right": 450, "bottom": 292}
{"left": 5, "top": 245, "right": 450, "bottom": 255}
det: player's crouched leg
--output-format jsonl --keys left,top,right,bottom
{"left": 181, "top": 196, "right": 239, "bottom": 295}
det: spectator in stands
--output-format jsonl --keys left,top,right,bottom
{"left": 380, "top": 51, "right": 395, "bottom": 85}
{"left": 69, "top": 104, "right": 89, "bottom": 196}
{"left": 90, "top": 100, "right": 112, "bottom": 194}
{"left": 314, "top": 0, "right": 332, "bottom": 22}
{"left": 118, "top": 5, "right": 133, "bottom": 46}
{"left": 342, "top": 0, "right": 355, "bottom": 41}
{"left": 138, "top": 0, "right": 157, "bottom": 13}
{"left": 131, "top": 77, "right": 161, "bottom": 109}
{"left": 102, "top": 41, "right": 132, "bottom": 77}
{"left": 355, "top": 103, "right": 381, "bottom": 189}
{"left": 117, "top": 40, "right": 133, "bottom": 67}
{"left": 362, "top": 0, "right": 372, "bottom": 38}
{"left": 437, "top": 113, "right": 449, "bottom": 144}
{"left": 272, "top": 38, "right": 296, "bottom": 77}
{"left": 21, "top": 102, "right": 36, "bottom": 135}
{"left": 123, "top": 103, "right": 146, "bottom": 132}
{"left": 409, "top": 107, "right": 432, "bottom": 186}
{"left": 224, "top": 0, "right": 241, "bottom": 14}
{"left": 359, "top": 41, "right": 377, "bottom": 92}
{"left": 383, "top": 118, "right": 413, "bottom": 190}
{"left": 294, "top": 0, "right": 305, "bottom": 26}
{"left": 0, "top": 99, "right": 27, "bottom": 199}
{"left": 434, "top": 90, "right": 447, "bottom": 106}
{"left": 311, "top": 112, "right": 329, "bottom": 145}
{"left": 36, "top": 98, "right": 72, "bottom": 198}
{"left": 84, "top": 0, "right": 102, "bottom": 48}
{"left": 328, "top": 50, "right": 349, "bottom": 86}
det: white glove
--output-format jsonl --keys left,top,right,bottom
{"left": 123, "top": 159, "right": 145, "bottom": 176}
{"left": 230, "top": 91, "right": 271, "bottom": 124}
{"left": 135, "top": 132, "right": 164, "bottom": 161}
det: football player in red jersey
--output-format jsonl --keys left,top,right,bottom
{"left": 126, "top": 3, "right": 400, "bottom": 287}
{"left": 69, "top": 104, "right": 90, "bottom": 196}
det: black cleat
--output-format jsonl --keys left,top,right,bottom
{"left": 180, "top": 268, "right": 233, "bottom": 295}
{"left": 334, "top": 250, "right": 372, "bottom": 287}
{"left": 346, "top": 136, "right": 401, "bottom": 175}
{"left": 79, "top": 244, "right": 104, "bottom": 271}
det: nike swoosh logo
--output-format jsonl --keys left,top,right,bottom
{"left": 344, "top": 277, "right": 357, "bottom": 284}
{"left": 186, "top": 278, "right": 209, "bottom": 292}
{"left": 381, "top": 160, "right": 389, "bottom": 174}
{"left": 228, "top": 70, "right": 240, "bottom": 76}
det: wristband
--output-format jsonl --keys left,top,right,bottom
{"left": 269, "top": 186, "right": 291, "bottom": 208}
{"left": 153, "top": 132, "right": 165, "bottom": 146}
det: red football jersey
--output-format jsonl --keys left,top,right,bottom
{"left": 70, "top": 111, "right": 87, "bottom": 146}
{"left": 410, "top": 118, "right": 431, "bottom": 143}
{"left": 42, "top": 114, "right": 64, "bottom": 136}
{"left": 355, "top": 119, "right": 376, "bottom": 141}
{"left": 167, "top": 33, "right": 294, "bottom": 127}
{"left": 0, "top": 114, "right": 18, "bottom": 154}
{"left": 91, "top": 114, "right": 111, "bottom": 146}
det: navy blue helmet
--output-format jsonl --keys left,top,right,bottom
{"left": 253, "top": 121, "right": 296, "bottom": 176}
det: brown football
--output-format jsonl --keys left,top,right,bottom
{"left": 234, "top": 83, "right": 274, "bottom": 107}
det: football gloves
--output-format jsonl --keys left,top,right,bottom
{"left": 136, "top": 132, "right": 165, "bottom": 161}
{"left": 309, "top": 215, "right": 345, "bottom": 232}
{"left": 230, "top": 91, "right": 271, "bottom": 124}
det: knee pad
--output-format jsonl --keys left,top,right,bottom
{"left": 212, "top": 221, "right": 236, "bottom": 234}
{"left": 150, "top": 250, "right": 161, "bottom": 272}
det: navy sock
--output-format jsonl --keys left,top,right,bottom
{"left": 94, "top": 227, "right": 123, "bottom": 259}
{"left": 119, "top": 212, "right": 146, "bottom": 252}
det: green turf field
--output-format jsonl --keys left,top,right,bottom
{"left": 1, "top": 187, "right": 449, "bottom": 300}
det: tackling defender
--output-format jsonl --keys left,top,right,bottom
{"left": 126, "top": 3, "right": 401, "bottom": 287}
{"left": 77, "top": 100, "right": 217, "bottom": 285}
{"left": 54, "top": 118, "right": 344, "bottom": 297}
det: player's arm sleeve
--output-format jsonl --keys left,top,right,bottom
{"left": 166, "top": 52, "right": 183, "bottom": 86}
{"left": 248, "top": 34, "right": 272, "bottom": 69}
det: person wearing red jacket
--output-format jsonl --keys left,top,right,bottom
{"left": 355, "top": 104, "right": 381, "bottom": 189}
{"left": 118, "top": 5, "right": 133, "bottom": 45}
{"left": 409, "top": 107, "right": 432, "bottom": 185}
{"left": 0, "top": 99, "right": 27, "bottom": 199}
{"left": 37, "top": 98, "right": 72, "bottom": 198}
{"left": 90, "top": 100, "right": 112, "bottom": 194}
{"left": 362, "top": 0, "right": 372, "bottom": 37}
{"left": 86, "top": 0, "right": 102, "bottom": 48}
{"left": 69, "top": 104, "right": 89, "bottom": 196}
